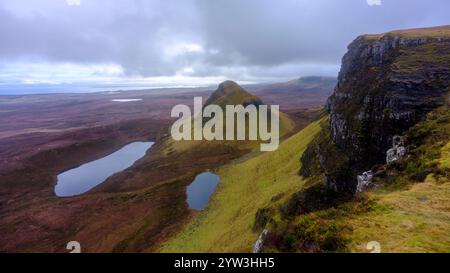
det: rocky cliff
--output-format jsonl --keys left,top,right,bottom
{"left": 301, "top": 25, "right": 450, "bottom": 194}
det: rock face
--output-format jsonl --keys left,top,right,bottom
{"left": 302, "top": 26, "right": 450, "bottom": 194}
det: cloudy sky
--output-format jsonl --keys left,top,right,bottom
{"left": 0, "top": 0, "right": 449, "bottom": 93}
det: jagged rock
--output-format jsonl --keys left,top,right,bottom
{"left": 356, "top": 170, "right": 374, "bottom": 192}
{"left": 386, "top": 135, "right": 407, "bottom": 163}
{"left": 386, "top": 146, "right": 406, "bottom": 163}
{"left": 252, "top": 229, "right": 268, "bottom": 253}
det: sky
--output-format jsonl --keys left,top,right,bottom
{"left": 0, "top": 0, "right": 449, "bottom": 94}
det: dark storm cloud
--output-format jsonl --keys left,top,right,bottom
{"left": 0, "top": 0, "right": 449, "bottom": 82}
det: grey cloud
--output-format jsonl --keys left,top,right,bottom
{"left": 0, "top": 0, "right": 449, "bottom": 81}
{"left": 0, "top": 0, "right": 200, "bottom": 77}
{"left": 196, "top": 0, "right": 450, "bottom": 67}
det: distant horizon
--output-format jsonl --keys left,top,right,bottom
{"left": 0, "top": 75, "right": 337, "bottom": 95}
{"left": 0, "top": 83, "right": 211, "bottom": 96}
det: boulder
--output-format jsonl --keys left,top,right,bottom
{"left": 356, "top": 170, "right": 374, "bottom": 192}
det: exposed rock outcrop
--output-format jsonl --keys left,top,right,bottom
{"left": 386, "top": 135, "right": 407, "bottom": 164}
{"left": 252, "top": 229, "right": 268, "bottom": 253}
{"left": 356, "top": 170, "right": 374, "bottom": 193}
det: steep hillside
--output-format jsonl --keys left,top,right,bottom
{"left": 166, "top": 81, "right": 296, "bottom": 154}
{"left": 162, "top": 26, "right": 450, "bottom": 253}
{"left": 161, "top": 118, "right": 323, "bottom": 252}
{"left": 263, "top": 105, "right": 449, "bottom": 253}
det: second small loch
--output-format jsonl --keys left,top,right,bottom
{"left": 186, "top": 172, "right": 220, "bottom": 210}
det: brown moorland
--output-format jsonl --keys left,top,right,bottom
{"left": 0, "top": 79, "right": 332, "bottom": 252}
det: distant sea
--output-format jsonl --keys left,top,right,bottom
{"left": 0, "top": 84, "right": 204, "bottom": 95}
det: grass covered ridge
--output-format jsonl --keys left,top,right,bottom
{"left": 160, "top": 118, "right": 323, "bottom": 252}
{"left": 364, "top": 25, "right": 450, "bottom": 40}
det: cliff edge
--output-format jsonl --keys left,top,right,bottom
{"left": 302, "top": 25, "right": 450, "bottom": 194}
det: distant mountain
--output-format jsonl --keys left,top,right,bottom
{"left": 246, "top": 76, "right": 336, "bottom": 110}
{"left": 277, "top": 76, "right": 337, "bottom": 90}
{"left": 249, "top": 76, "right": 336, "bottom": 94}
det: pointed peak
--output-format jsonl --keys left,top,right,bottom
{"left": 218, "top": 80, "right": 240, "bottom": 89}
{"left": 206, "top": 80, "right": 263, "bottom": 107}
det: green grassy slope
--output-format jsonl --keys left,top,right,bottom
{"left": 345, "top": 177, "right": 450, "bottom": 252}
{"left": 164, "top": 111, "right": 295, "bottom": 155}
{"left": 161, "top": 118, "right": 323, "bottom": 252}
{"left": 162, "top": 104, "right": 449, "bottom": 253}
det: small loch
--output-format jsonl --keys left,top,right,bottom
{"left": 186, "top": 172, "right": 220, "bottom": 210}
{"left": 111, "top": 99, "right": 143, "bottom": 102}
{"left": 55, "top": 141, "right": 153, "bottom": 197}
